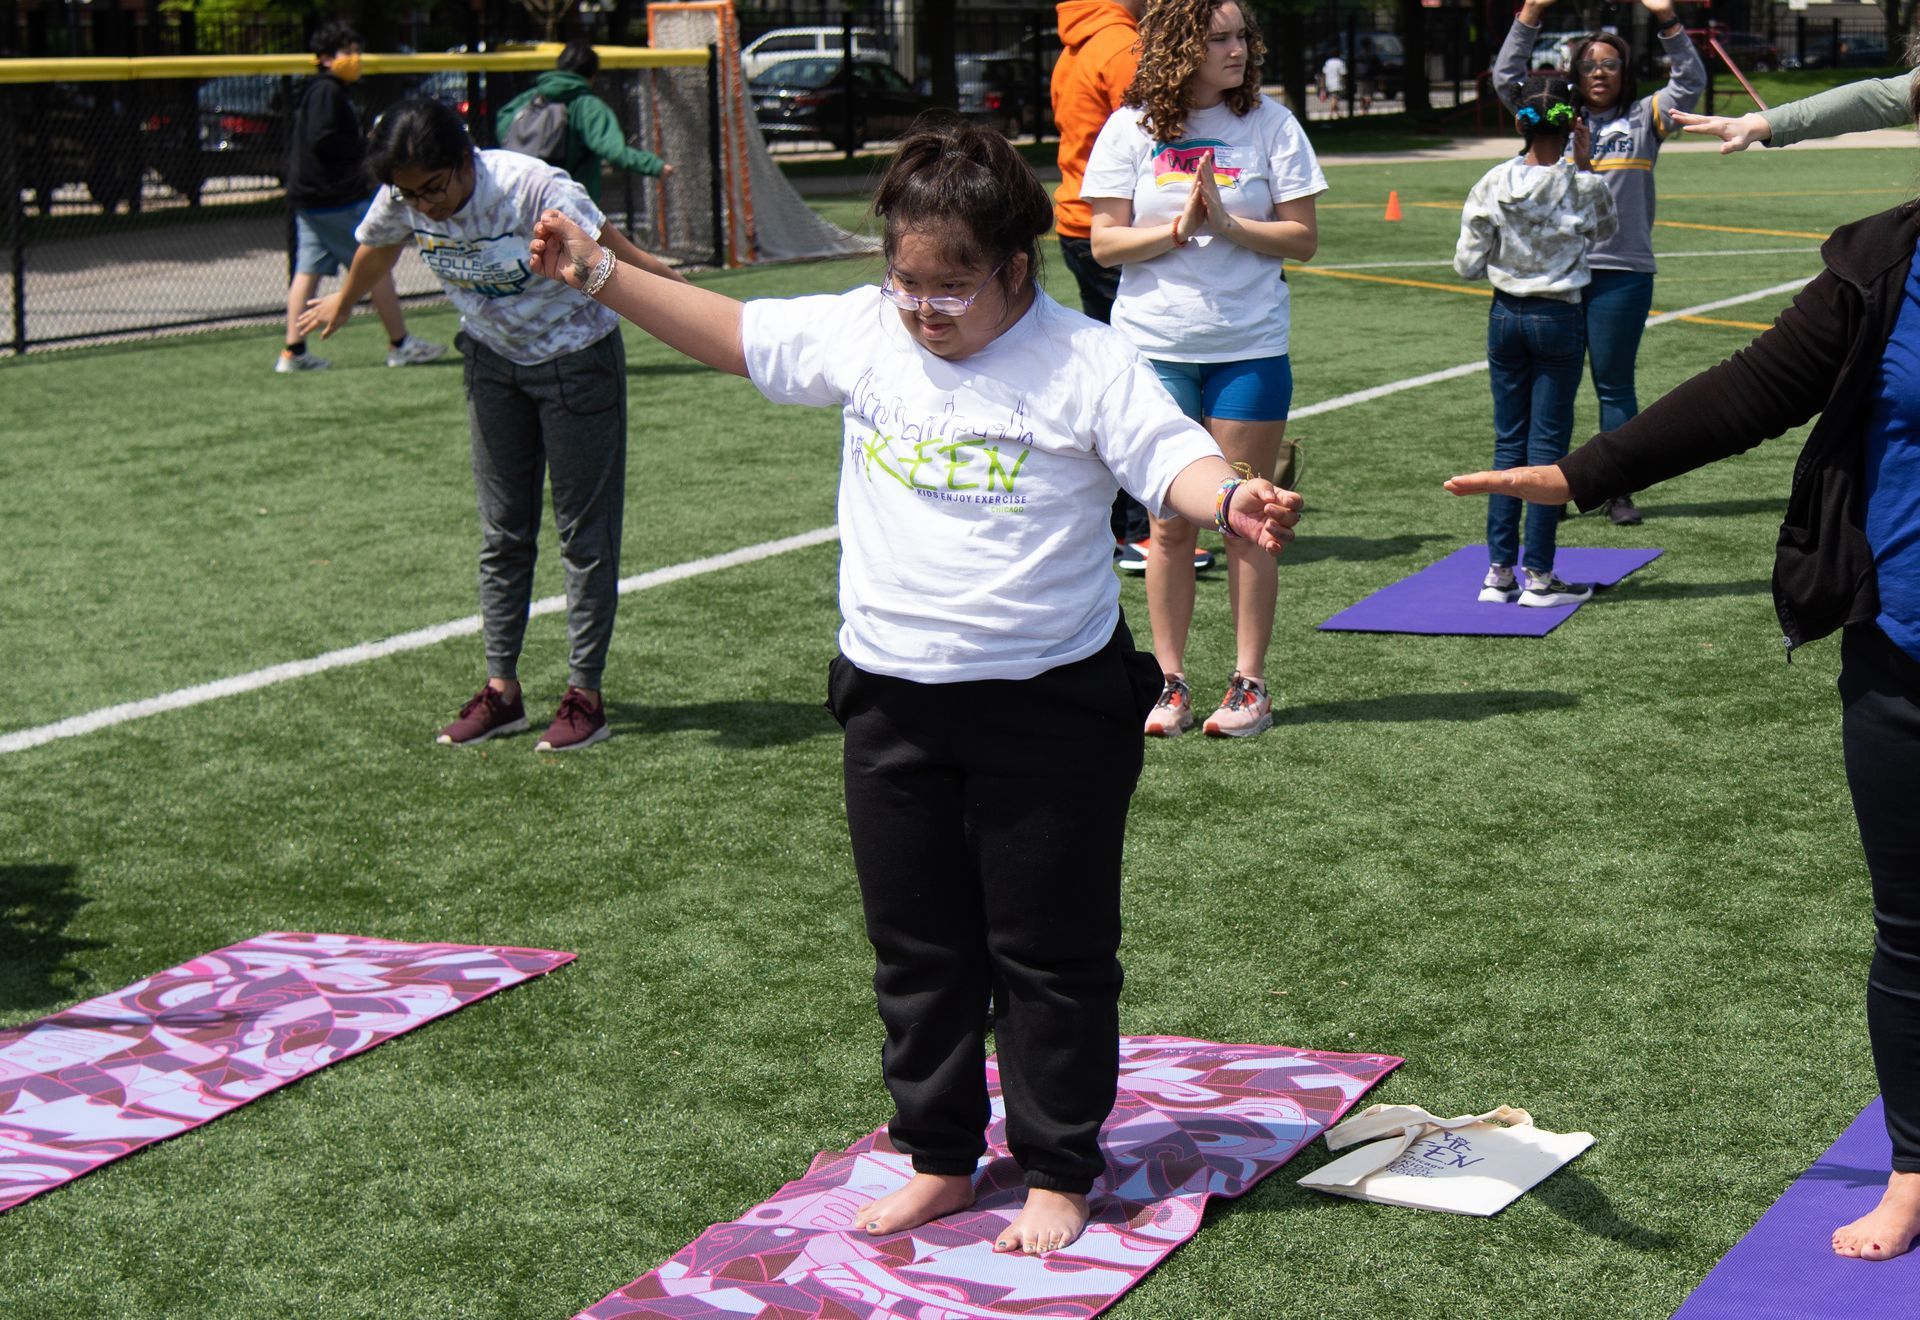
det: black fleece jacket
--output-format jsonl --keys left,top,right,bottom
{"left": 1559, "top": 200, "right": 1920, "bottom": 653}
{"left": 285, "top": 74, "right": 369, "bottom": 210}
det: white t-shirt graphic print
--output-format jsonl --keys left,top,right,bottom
{"left": 1082, "top": 98, "right": 1327, "bottom": 362}
{"left": 741, "top": 286, "right": 1221, "bottom": 683}
{"left": 357, "top": 148, "right": 618, "bottom": 365}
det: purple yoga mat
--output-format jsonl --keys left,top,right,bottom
{"left": 1675, "top": 1099, "right": 1920, "bottom": 1319}
{"left": 1318, "top": 546, "right": 1664, "bottom": 637}
{"left": 0, "top": 932, "right": 575, "bottom": 1213}
{"left": 579, "top": 1036, "right": 1400, "bottom": 1319}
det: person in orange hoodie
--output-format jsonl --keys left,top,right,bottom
{"left": 1056, "top": 0, "right": 1205, "bottom": 568}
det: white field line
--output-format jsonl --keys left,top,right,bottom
{"left": 3, "top": 277, "right": 1815, "bottom": 757}
{"left": 0, "top": 527, "right": 841, "bottom": 756}
{"left": 1315, "top": 247, "right": 1818, "bottom": 271}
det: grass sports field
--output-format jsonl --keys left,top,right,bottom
{"left": 4, "top": 141, "right": 1916, "bottom": 1318}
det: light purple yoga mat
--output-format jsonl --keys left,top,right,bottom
{"left": 1675, "top": 1099, "right": 1920, "bottom": 1319}
{"left": 1318, "top": 546, "right": 1664, "bottom": 637}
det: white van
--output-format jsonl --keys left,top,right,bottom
{"left": 741, "top": 26, "right": 892, "bottom": 80}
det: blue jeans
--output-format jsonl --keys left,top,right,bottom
{"left": 1486, "top": 293, "right": 1586, "bottom": 574}
{"left": 1582, "top": 269, "right": 1655, "bottom": 433}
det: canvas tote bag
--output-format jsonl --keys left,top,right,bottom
{"left": 1297, "top": 1103, "right": 1594, "bottom": 1216}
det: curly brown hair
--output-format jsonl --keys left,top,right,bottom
{"left": 1125, "top": 0, "right": 1267, "bottom": 142}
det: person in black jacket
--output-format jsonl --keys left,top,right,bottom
{"left": 1445, "top": 197, "right": 1920, "bottom": 1262}
{"left": 279, "top": 20, "right": 443, "bottom": 373}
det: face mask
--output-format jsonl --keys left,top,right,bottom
{"left": 328, "top": 50, "right": 363, "bottom": 83}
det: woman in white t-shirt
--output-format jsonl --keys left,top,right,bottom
{"left": 1084, "top": 0, "right": 1325, "bottom": 740}
{"left": 529, "top": 119, "right": 1301, "bottom": 1256}
{"left": 299, "top": 98, "right": 686, "bottom": 753}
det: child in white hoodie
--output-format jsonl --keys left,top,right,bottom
{"left": 1455, "top": 72, "right": 1617, "bottom": 606}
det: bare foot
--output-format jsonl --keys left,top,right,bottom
{"left": 1833, "top": 1170, "right": 1920, "bottom": 1260}
{"left": 852, "top": 1172, "right": 976, "bottom": 1235}
{"left": 992, "top": 1188, "right": 1090, "bottom": 1256}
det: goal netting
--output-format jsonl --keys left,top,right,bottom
{"left": 640, "top": 2, "right": 878, "bottom": 265}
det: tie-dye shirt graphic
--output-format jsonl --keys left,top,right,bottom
{"left": 358, "top": 148, "right": 617, "bottom": 365}
{"left": 1082, "top": 98, "right": 1326, "bottom": 362}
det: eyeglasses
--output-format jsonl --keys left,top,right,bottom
{"left": 1573, "top": 57, "right": 1624, "bottom": 74}
{"left": 880, "top": 261, "right": 1007, "bottom": 316}
{"left": 389, "top": 169, "right": 455, "bottom": 206}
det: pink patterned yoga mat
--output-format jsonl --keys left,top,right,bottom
{"left": 579, "top": 1036, "right": 1400, "bottom": 1319}
{"left": 0, "top": 932, "right": 574, "bottom": 1213}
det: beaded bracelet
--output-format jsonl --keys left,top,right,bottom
{"left": 581, "top": 245, "right": 615, "bottom": 297}
{"left": 1213, "top": 476, "right": 1245, "bottom": 538}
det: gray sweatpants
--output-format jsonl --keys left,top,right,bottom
{"left": 461, "top": 328, "right": 627, "bottom": 693}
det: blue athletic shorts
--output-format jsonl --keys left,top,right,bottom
{"left": 1149, "top": 354, "right": 1294, "bottom": 423}
{"left": 294, "top": 197, "right": 374, "bottom": 277}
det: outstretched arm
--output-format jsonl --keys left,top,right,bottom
{"left": 532, "top": 209, "right": 745, "bottom": 377}
{"left": 1164, "top": 459, "right": 1303, "bottom": 556}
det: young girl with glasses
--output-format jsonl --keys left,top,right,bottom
{"left": 1493, "top": 0, "right": 1705, "bottom": 528}
{"left": 530, "top": 117, "right": 1301, "bottom": 1255}
{"left": 1081, "top": 0, "right": 1325, "bottom": 740}
{"left": 299, "top": 98, "right": 685, "bottom": 754}
{"left": 1455, "top": 73, "right": 1617, "bottom": 607}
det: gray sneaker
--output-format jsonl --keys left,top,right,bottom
{"left": 386, "top": 335, "right": 448, "bottom": 367}
{"left": 275, "top": 350, "right": 329, "bottom": 373}
{"left": 1518, "top": 570, "right": 1594, "bottom": 608}
{"left": 1478, "top": 564, "right": 1518, "bottom": 604}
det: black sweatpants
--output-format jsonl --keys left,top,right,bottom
{"left": 826, "top": 622, "right": 1161, "bottom": 1194}
{"left": 1839, "top": 624, "right": 1920, "bottom": 1172}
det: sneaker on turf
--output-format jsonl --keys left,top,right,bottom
{"left": 1605, "top": 495, "right": 1644, "bottom": 526}
{"left": 386, "top": 335, "right": 448, "bottom": 367}
{"left": 1203, "top": 672, "right": 1273, "bottom": 739}
{"left": 1115, "top": 540, "right": 1215, "bottom": 574}
{"left": 1144, "top": 675, "right": 1195, "bottom": 737}
{"left": 1518, "top": 570, "right": 1594, "bottom": 608}
{"left": 536, "top": 687, "right": 610, "bottom": 753}
{"left": 438, "top": 685, "right": 529, "bottom": 746}
{"left": 1478, "top": 564, "right": 1519, "bottom": 604}
{"left": 275, "top": 350, "right": 329, "bottom": 373}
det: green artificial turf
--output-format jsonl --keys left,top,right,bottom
{"left": 1, "top": 146, "right": 1911, "bottom": 1318}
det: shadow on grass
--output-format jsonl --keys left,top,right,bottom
{"left": 1286, "top": 533, "right": 1453, "bottom": 565}
{"left": 0, "top": 863, "right": 104, "bottom": 1017}
{"left": 1641, "top": 498, "right": 1782, "bottom": 519}
{"left": 1532, "top": 1168, "right": 1676, "bottom": 1250}
{"left": 1624, "top": 578, "right": 1770, "bottom": 601}
{"left": 1283, "top": 690, "right": 1579, "bottom": 724}
{"left": 605, "top": 698, "right": 837, "bottom": 749}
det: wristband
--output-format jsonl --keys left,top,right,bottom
{"left": 1170, "top": 220, "right": 1189, "bottom": 247}
{"left": 1213, "top": 477, "right": 1245, "bottom": 538}
{"left": 581, "top": 244, "right": 615, "bottom": 297}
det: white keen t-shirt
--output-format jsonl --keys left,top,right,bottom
{"left": 357, "top": 148, "right": 617, "bottom": 366}
{"left": 741, "top": 285, "right": 1222, "bottom": 683}
{"left": 1082, "top": 98, "right": 1327, "bottom": 362}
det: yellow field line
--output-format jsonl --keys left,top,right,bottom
{"left": 1292, "top": 267, "right": 1776, "bottom": 332}
{"left": 1290, "top": 266, "right": 1490, "bottom": 297}
{"left": 1656, "top": 219, "right": 1829, "bottom": 239}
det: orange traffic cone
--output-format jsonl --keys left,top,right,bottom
{"left": 1384, "top": 190, "right": 1403, "bottom": 222}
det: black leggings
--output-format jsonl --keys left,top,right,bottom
{"left": 826, "top": 624, "right": 1160, "bottom": 1194}
{"left": 1839, "top": 624, "right": 1920, "bottom": 1172}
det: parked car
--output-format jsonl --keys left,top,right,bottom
{"left": 1312, "top": 32, "right": 1404, "bottom": 98}
{"left": 740, "top": 26, "right": 893, "bottom": 80}
{"left": 751, "top": 57, "right": 931, "bottom": 152}
{"left": 1654, "top": 29, "right": 1780, "bottom": 74}
{"left": 1790, "top": 32, "right": 1893, "bottom": 69}
{"left": 1531, "top": 30, "right": 1591, "bottom": 71}
{"left": 414, "top": 68, "right": 490, "bottom": 120}
{"left": 954, "top": 53, "right": 1051, "bottom": 137}
{"left": 190, "top": 74, "right": 287, "bottom": 186}
{"left": 10, "top": 82, "right": 205, "bottom": 213}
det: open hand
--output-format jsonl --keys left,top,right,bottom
{"left": 1442, "top": 465, "right": 1573, "bottom": 505}
{"left": 1669, "top": 109, "right": 1772, "bottom": 153}
{"left": 1572, "top": 117, "right": 1593, "bottom": 169}
{"left": 1193, "top": 149, "right": 1234, "bottom": 236}
{"left": 297, "top": 292, "right": 347, "bottom": 340}
{"left": 1228, "top": 479, "right": 1303, "bottom": 555}
{"left": 530, "top": 209, "right": 603, "bottom": 287}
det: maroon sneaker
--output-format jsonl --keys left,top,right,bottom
{"left": 437, "top": 685, "right": 529, "bottom": 746}
{"left": 536, "top": 687, "right": 610, "bottom": 753}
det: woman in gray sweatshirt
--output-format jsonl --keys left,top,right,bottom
{"left": 1494, "top": 0, "right": 1706, "bottom": 525}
